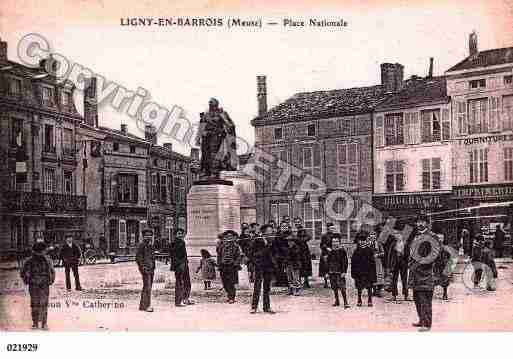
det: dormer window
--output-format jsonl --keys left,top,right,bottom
{"left": 274, "top": 127, "right": 283, "bottom": 140}
{"left": 469, "top": 79, "right": 486, "bottom": 90}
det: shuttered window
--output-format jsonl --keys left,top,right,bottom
{"left": 457, "top": 101, "right": 468, "bottom": 135}
{"left": 421, "top": 158, "right": 442, "bottom": 190}
{"left": 503, "top": 95, "right": 513, "bottom": 131}
{"left": 375, "top": 116, "right": 384, "bottom": 147}
{"left": 337, "top": 143, "right": 359, "bottom": 189}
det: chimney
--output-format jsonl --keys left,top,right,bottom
{"left": 380, "top": 63, "right": 404, "bottom": 93}
{"left": 145, "top": 124, "right": 157, "bottom": 145}
{"left": 0, "top": 37, "right": 7, "bottom": 61}
{"left": 120, "top": 123, "right": 127, "bottom": 134}
{"left": 163, "top": 143, "right": 173, "bottom": 152}
{"left": 191, "top": 148, "right": 200, "bottom": 161}
{"left": 469, "top": 31, "right": 478, "bottom": 58}
{"left": 84, "top": 77, "right": 98, "bottom": 127}
{"left": 257, "top": 75, "right": 267, "bottom": 117}
{"left": 428, "top": 57, "right": 434, "bottom": 78}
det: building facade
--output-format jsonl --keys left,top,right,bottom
{"left": 445, "top": 32, "right": 513, "bottom": 236}
{"left": 0, "top": 37, "right": 86, "bottom": 251}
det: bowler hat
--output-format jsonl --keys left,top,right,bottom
{"left": 141, "top": 229, "right": 154, "bottom": 237}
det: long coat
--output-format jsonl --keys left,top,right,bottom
{"left": 296, "top": 229, "right": 312, "bottom": 277}
{"left": 351, "top": 245, "right": 377, "bottom": 289}
{"left": 21, "top": 254, "right": 56, "bottom": 287}
{"left": 59, "top": 243, "right": 82, "bottom": 266}
{"left": 319, "top": 232, "right": 341, "bottom": 277}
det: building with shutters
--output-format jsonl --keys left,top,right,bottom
{"left": 0, "top": 37, "right": 87, "bottom": 251}
{"left": 372, "top": 62, "right": 454, "bottom": 240}
{"left": 443, "top": 32, "right": 513, "bottom": 238}
{"left": 251, "top": 73, "right": 390, "bottom": 251}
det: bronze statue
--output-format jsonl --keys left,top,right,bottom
{"left": 195, "top": 98, "right": 238, "bottom": 180}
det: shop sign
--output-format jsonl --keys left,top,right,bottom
{"left": 453, "top": 183, "right": 513, "bottom": 199}
{"left": 373, "top": 193, "right": 451, "bottom": 211}
{"left": 457, "top": 133, "right": 513, "bottom": 146}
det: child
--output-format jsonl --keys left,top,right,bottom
{"left": 327, "top": 239, "right": 349, "bottom": 308}
{"left": 20, "top": 242, "right": 55, "bottom": 330}
{"left": 285, "top": 234, "right": 302, "bottom": 296}
{"left": 351, "top": 231, "right": 377, "bottom": 307}
{"left": 196, "top": 249, "right": 216, "bottom": 290}
{"left": 482, "top": 240, "right": 498, "bottom": 291}
{"left": 433, "top": 235, "right": 451, "bottom": 300}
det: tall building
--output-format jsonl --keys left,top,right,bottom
{"left": 445, "top": 32, "right": 513, "bottom": 235}
{"left": 252, "top": 72, "right": 390, "bottom": 249}
{"left": 0, "top": 37, "right": 86, "bottom": 250}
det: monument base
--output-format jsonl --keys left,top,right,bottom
{"left": 185, "top": 183, "right": 241, "bottom": 257}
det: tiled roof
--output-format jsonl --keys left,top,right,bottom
{"left": 253, "top": 84, "right": 389, "bottom": 124}
{"left": 447, "top": 47, "right": 513, "bottom": 72}
{"left": 375, "top": 76, "right": 448, "bottom": 111}
{"left": 98, "top": 126, "right": 148, "bottom": 144}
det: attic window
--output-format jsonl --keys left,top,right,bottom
{"left": 307, "top": 124, "right": 316, "bottom": 136}
{"left": 274, "top": 127, "right": 283, "bottom": 140}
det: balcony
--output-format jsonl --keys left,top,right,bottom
{"left": 0, "top": 191, "right": 86, "bottom": 214}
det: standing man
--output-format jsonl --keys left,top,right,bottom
{"left": 249, "top": 224, "right": 276, "bottom": 314}
{"left": 59, "top": 235, "right": 83, "bottom": 292}
{"left": 388, "top": 231, "right": 410, "bottom": 302}
{"left": 217, "top": 230, "right": 241, "bottom": 303}
{"left": 170, "top": 228, "right": 194, "bottom": 307}
{"left": 294, "top": 218, "right": 313, "bottom": 289}
{"left": 136, "top": 229, "right": 156, "bottom": 312}
{"left": 319, "top": 223, "right": 340, "bottom": 288}
{"left": 409, "top": 214, "right": 439, "bottom": 332}
{"left": 494, "top": 223, "right": 505, "bottom": 258}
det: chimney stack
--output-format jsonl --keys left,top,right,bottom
{"left": 191, "top": 148, "right": 200, "bottom": 161}
{"left": 257, "top": 75, "right": 267, "bottom": 117}
{"left": 84, "top": 77, "right": 98, "bottom": 127}
{"left": 380, "top": 63, "right": 404, "bottom": 93}
{"left": 120, "top": 123, "right": 127, "bottom": 134}
{"left": 145, "top": 124, "right": 157, "bottom": 145}
{"left": 0, "top": 37, "right": 7, "bottom": 61}
{"left": 163, "top": 143, "right": 173, "bottom": 152}
{"left": 469, "top": 31, "right": 478, "bottom": 58}
{"left": 428, "top": 57, "right": 434, "bottom": 78}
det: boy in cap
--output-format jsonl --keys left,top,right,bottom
{"left": 284, "top": 232, "right": 302, "bottom": 296}
{"left": 328, "top": 238, "right": 349, "bottom": 307}
{"left": 21, "top": 242, "right": 55, "bottom": 330}
{"left": 217, "top": 230, "right": 241, "bottom": 303}
{"left": 136, "top": 228, "right": 156, "bottom": 312}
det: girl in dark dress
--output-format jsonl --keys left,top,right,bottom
{"left": 351, "top": 231, "right": 377, "bottom": 307}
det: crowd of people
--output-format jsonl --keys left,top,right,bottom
{"left": 20, "top": 213, "right": 500, "bottom": 332}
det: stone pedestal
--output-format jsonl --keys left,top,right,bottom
{"left": 185, "top": 183, "right": 240, "bottom": 256}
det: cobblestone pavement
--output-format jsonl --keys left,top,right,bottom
{"left": 1, "top": 258, "right": 512, "bottom": 331}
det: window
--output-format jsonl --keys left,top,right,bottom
{"left": 127, "top": 220, "right": 140, "bottom": 247}
{"left": 63, "top": 171, "right": 73, "bottom": 194}
{"left": 307, "top": 124, "right": 316, "bottom": 136}
{"left": 469, "top": 79, "right": 486, "bottom": 90}
{"left": 270, "top": 202, "right": 290, "bottom": 225}
{"left": 403, "top": 112, "right": 421, "bottom": 144}
{"left": 337, "top": 143, "right": 359, "bottom": 188}
{"left": 505, "top": 75, "right": 513, "bottom": 86}
{"left": 63, "top": 128, "right": 74, "bottom": 155}
{"left": 505, "top": 148, "right": 513, "bottom": 181}
{"left": 44, "top": 124, "right": 55, "bottom": 153}
{"left": 152, "top": 173, "right": 160, "bottom": 201}
{"left": 9, "top": 78, "right": 22, "bottom": 96}
{"left": 274, "top": 127, "right": 283, "bottom": 140}
{"left": 161, "top": 175, "right": 167, "bottom": 203}
{"left": 61, "top": 91, "right": 72, "bottom": 107}
{"left": 303, "top": 145, "right": 321, "bottom": 179}
{"left": 468, "top": 98, "right": 488, "bottom": 134}
{"left": 271, "top": 149, "right": 290, "bottom": 191}
{"left": 421, "top": 109, "right": 441, "bottom": 142}
{"left": 469, "top": 148, "right": 488, "bottom": 183}
{"left": 489, "top": 97, "right": 500, "bottom": 132}
{"left": 11, "top": 118, "right": 24, "bottom": 147}
{"left": 421, "top": 158, "right": 441, "bottom": 190}
{"left": 41, "top": 86, "right": 54, "bottom": 106}
{"left": 168, "top": 175, "right": 174, "bottom": 202}
{"left": 167, "top": 160, "right": 172, "bottom": 169}
{"left": 375, "top": 116, "right": 384, "bottom": 147}
{"left": 304, "top": 202, "right": 322, "bottom": 241}
{"left": 503, "top": 95, "right": 513, "bottom": 131}
{"left": 457, "top": 101, "right": 468, "bottom": 135}
{"left": 118, "top": 174, "right": 138, "bottom": 202}
{"left": 385, "top": 160, "right": 405, "bottom": 193}
{"left": 333, "top": 198, "right": 358, "bottom": 242}
{"left": 129, "top": 145, "right": 136, "bottom": 154}
{"left": 43, "top": 168, "right": 56, "bottom": 193}
{"left": 384, "top": 113, "right": 404, "bottom": 146}
{"left": 442, "top": 109, "right": 451, "bottom": 140}
{"left": 113, "top": 142, "right": 119, "bottom": 151}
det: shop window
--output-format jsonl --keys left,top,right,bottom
{"left": 469, "top": 148, "right": 488, "bottom": 183}
{"left": 385, "top": 160, "right": 405, "bottom": 193}
{"left": 337, "top": 143, "right": 359, "bottom": 189}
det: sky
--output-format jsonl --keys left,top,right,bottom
{"left": 1, "top": 0, "right": 513, "bottom": 156}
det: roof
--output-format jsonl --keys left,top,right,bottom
{"left": 98, "top": 126, "right": 148, "bottom": 144}
{"left": 375, "top": 76, "right": 449, "bottom": 111}
{"left": 447, "top": 47, "right": 513, "bottom": 72}
{"left": 253, "top": 84, "right": 389, "bottom": 125}
{"left": 150, "top": 144, "right": 190, "bottom": 161}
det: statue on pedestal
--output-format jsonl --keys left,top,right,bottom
{"left": 195, "top": 98, "right": 238, "bottom": 182}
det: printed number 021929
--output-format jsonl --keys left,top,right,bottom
{"left": 6, "top": 344, "right": 39, "bottom": 352}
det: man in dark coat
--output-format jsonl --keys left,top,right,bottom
{"left": 328, "top": 237, "right": 349, "bottom": 308}
{"left": 217, "top": 230, "right": 241, "bottom": 303}
{"left": 272, "top": 223, "right": 291, "bottom": 287}
{"left": 351, "top": 231, "right": 376, "bottom": 307}
{"left": 294, "top": 218, "right": 313, "bottom": 289}
{"left": 387, "top": 230, "right": 411, "bottom": 302}
{"left": 319, "top": 223, "right": 341, "bottom": 288}
{"left": 284, "top": 232, "right": 302, "bottom": 296}
{"left": 136, "top": 229, "right": 156, "bottom": 312}
{"left": 409, "top": 214, "right": 439, "bottom": 332}
{"left": 59, "top": 235, "right": 83, "bottom": 291}
{"left": 239, "top": 223, "right": 254, "bottom": 283}
{"left": 494, "top": 224, "right": 506, "bottom": 258}
{"left": 170, "top": 228, "right": 193, "bottom": 307}
{"left": 21, "top": 242, "right": 55, "bottom": 330}
{"left": 249, "top": 224, "right": 276, "bottom": 314}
